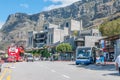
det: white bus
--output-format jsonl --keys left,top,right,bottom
{"left": 75, "top": 46, "right": 96, "bottom": 65}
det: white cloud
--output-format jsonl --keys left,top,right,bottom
{"left": 0, "top": 22, "right": 4, "bottom": 29}
{"left": 20, "top": 3, "right": 29, "bottom": 9}
{"left": 43, "top": 0, "right": 80, "bottom": 11}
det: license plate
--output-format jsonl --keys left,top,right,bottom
{"left": 81, "top": 62, "right": 84, "bottom": 64}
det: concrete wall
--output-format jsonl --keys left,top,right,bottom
{"left": 49, "top": 23, "right": 59, "bottom": 29}
{"left": 81, "top": 29, "right": 101, "bottom": 36}
{"left": 53, "top": 28, "right": 68, "bottom": 43}
{"left": 43, "top": 23, "right": 59, "bottom": 31}
{"left": 71, "top": 19, "right": 81, "bottom": 31}
{"left": 85, "top": 36, "right": 102, "bottom": 47}
{"left": 27, "top": 31, "right": 36, "bottom": 48}
{"left": 47, "top": 27, "right": 69, "bottom": 45}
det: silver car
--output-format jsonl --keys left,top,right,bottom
{"left": 26, "top": 55, "right": 34, "bottom": 62}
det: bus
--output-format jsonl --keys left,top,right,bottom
{"left": 7, "top": 44, "right": 24, "bottom": 62}
{"left": 75, "top": 46, "right": 96, "bottom": 65}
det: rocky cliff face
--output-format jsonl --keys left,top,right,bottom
{"left": 2, "top": 0, "right": 120, "bottom": 33}
{"left": 0, "top": 0, "right": 120, "bottom": 48}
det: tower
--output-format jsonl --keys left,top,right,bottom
{"left": 36, "top": 14, "right": 45, "bottom": 32}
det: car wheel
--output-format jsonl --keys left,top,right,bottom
{"left": 76, "top": 63, "right": 79, "bottom": 65}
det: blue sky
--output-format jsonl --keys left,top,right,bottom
{"left": 0, "top": 0, "right": 80, "bottom": 28}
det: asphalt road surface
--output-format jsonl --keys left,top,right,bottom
{"left": 0, "top": 61, "right": 120, "bottom": 80}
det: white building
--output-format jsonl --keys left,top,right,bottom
{"left": 43, "top": 23, "right": 59, "bottom": 30}
{"left": 62, "top": 19, "right": 83, "bottom": 36}
{"left": 27, "top": 19, "right": 83, "bottom": 48}
{"left": 47, "top": 27, "right": 69, "bottom": 46}
{"left": 27, "top": 31, "right": 36, "bottom": 49}
{"left": 75, "top": 29, "right": 102, "bottom": 47}
{"left": 80, "top": 29, "right": 100, "bottom": 36}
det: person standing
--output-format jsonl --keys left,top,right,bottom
{"left": 115, "top": 54, "right": 120, "bottom": 75}
{"left": 71, "top": 55, "right": 74, "bottom": 61}
{"left": 100, "top": 54, "right": 104, "bottom": 65}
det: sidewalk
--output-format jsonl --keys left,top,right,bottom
{"left": 95, "top": 61, "right": 115, "bottom": 66}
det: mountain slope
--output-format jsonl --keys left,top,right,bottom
{"left": 2, "top": 0, "right": 120, "bottom": 33}
{"left": 0, "top": 0, "right": 120, "bottom": 49}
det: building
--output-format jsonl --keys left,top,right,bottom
{"left": 43, "top": 23, "right": 59, "bottom": 31}
{"left": 33, "top": 31, "right": 47, "bottom": 48}
{"left": 47, "top": 27, "right": 69, "bottom": 46}
{"left": 99, "top": 34, "right": 120, "bottom": 61}
{"left": 62, "top": 19, "right": 83, "bottom": 36}
{"left": 80, "top": 29, "right": 100, "bottom": 36}
{"left": 75, "top": 29, "right": 102, "bottom": 47}
{"left": 27, "top": 31, "right": 36, "bottom": 49}
{"left": 27, "top": 19, "right": 83, "bottom": 49}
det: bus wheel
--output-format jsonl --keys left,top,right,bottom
{"left": 76, "top": 63, "right": 79, "bottom": 65}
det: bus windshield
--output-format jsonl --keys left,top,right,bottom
{"left": 77, "top": 48, "right": 91, "bottom": 59}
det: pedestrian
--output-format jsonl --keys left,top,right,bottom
{"left": 115, "top": 54, "right": 120, "bottom": 75}
{"left": 103, "top": 52, "right": 107, "bottom": 65}
{"left": 71, "top": 55, "right": 74, "bottom": 61}
{"left": 100, "top": 54, "right": 104, "bottom": 65}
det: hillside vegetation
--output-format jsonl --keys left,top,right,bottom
{"left": 99, "top": 18, "right": 120, "bottom": 36}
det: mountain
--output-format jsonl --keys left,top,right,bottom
{"left": 2, "top": 0, "right": 120, "bottom": 32}
{"left": 1, "top": 0, "right": 120, "bottom": 49}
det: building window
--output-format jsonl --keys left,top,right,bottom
{"left": 66, "top": 22, "right": 69, "bottom": 27}
{"left": 49, "top": 34, "right": 51, "bottom": 44}
{"left": 51, "top": 34, "right": 53, "bottom": 43}
{"left": 93, "top": 33, "right": 98, "bottom": 36}
{"left": 45, "top": 26, "right": 48, "bottom": 30}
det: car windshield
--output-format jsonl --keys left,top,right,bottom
{"left": 27, "top": 55, "right": 33, "bottom": 57}
{"left": 77, "top": 48, "right": 91, "bottom": 58}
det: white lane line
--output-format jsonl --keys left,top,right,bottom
{"left": 70, "top": 67, "right": 75, "bottom": 70}
{"left": 51, "top": 69, "right": 56, "bottom": 72}
{"left": 62, "top": 74, "right": 70, "bottom": 79}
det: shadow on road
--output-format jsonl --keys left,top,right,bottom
{"left": 68, "top": 63, "right": 76, "bottom": 65}
{"left": 68, "top": 63, "right": 120, "bottom": 77}
{"left": 102, "top": 72, "right": 120, "bottom": 76}
{"left": 75, "top": 64, "right": 115, "bottom": 71}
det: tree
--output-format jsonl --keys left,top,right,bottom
{"left": 99, "top": 18, "right": 120, "bottom": 36}
{"left": 56, "top": 43, "right": 72, "bottom": 53}
{"left": 72, "top": 30, "right": 79, "bottom": 37}
{"left": 40, "top": 49, "right": 50, "bottom": 58}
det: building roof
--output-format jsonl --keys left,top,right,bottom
{"left": 100, "top": 34, "right": 120, "bottom": 41}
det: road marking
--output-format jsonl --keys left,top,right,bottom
{"left": 62, "top": 74, "right": 70, "bottom": 79}
{"left": 70, "top": 67, "right": 75, "bottom": 70}
{"left": 8, "top": 69, "right": 12, "bottom": 74}
{"left": 0, "top": 68, "right": 8, "bottom": 80}
{"left": 6, "top": 75, "right": 11, "bottom": 80}
{"left": 51, "top": 69, "right": 56, "bottom": 72}
{"left": 9, "top": 66, "right": 15, "bottom": 69}
{"left": 0, "top": 63, "right": 11, "bottom": 80}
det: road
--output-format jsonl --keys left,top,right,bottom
{"left": 0, "top": 61, "right": 119, "bottom": 80}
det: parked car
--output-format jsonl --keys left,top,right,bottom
{"left": 26, "top": 55, "right": 34, "bottom": 62}
{"left": 34, "top": 57, "right": 40, "bottom": 61}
